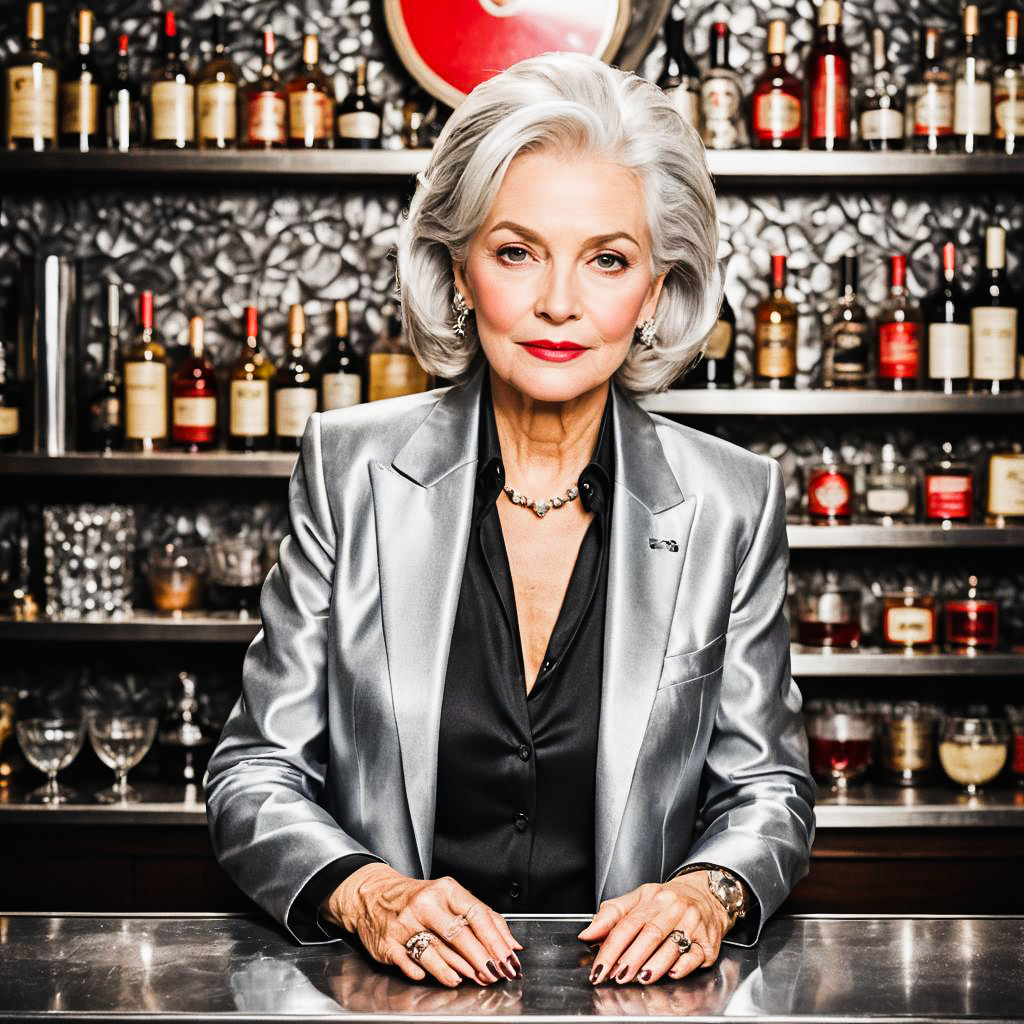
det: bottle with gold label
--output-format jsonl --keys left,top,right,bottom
{"left": 274, "top": 305, "right": 318, "bottom": 450}
{"left": 319, "top": 300, "right": 365, "bottom": 410}
{"left": 150, "top": 9, "right": 194, "bottom": 150}
{"left": 241, "top": 27, "right": 286, "bottom": 150}
{"left": 970, "top": 226, "right": 1019, "bottom": 395}
{"left": 172, "top": 316, "right": 218, "bottom": 452}
{"left": 287, "top": 32, "right": 333, "bottom": 149}
{"left": 754, "top": 254, "right": 797, "bottom": 389}
{"left": 124, "top": 291, "right": 168, "bottom": 452}
{"left": 985, "top": 447, "right": 1024, "bottom": 526}
{"left": 229, "top": 307, "right": 274, "bottom": 453}
{"left": 59, "top": 7, "right": 101, "bottom": 152}
{"left": 953, "top": 4, "right": 991, "bottom": 154}
{"left": 751, "top": 20, "right": 803, "bottom": 150}
{"left": 195, "top": 8, "right": 239, "bottom": 151}
{"left": 994, "top": 10, "right": 1023, "bottom": 155}
{"left": 368, "top": 304, "right": 429, "bottom": 402}
{"left": 4, "top": 3, "right": 58, "bottom": 152}
{"left": 675, "top": 293, "right": 735, "bottom": 389}
{"left": 0, "top": 342, "right": 21, "bottom": 453}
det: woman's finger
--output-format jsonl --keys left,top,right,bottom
{"left": 412, "top": 939, "right": 464, "bottom": 988}
{"left": 435, "top": 940, "right": 491, "bottom": 985}
{"left": 635, "top": 933, "right": 683, "bottom": 985}
{"left": 578, "top": 890, "right": 639, "bottom": 942}
{"left": 668, "top": 941, "right": 711, "bottom": 979}
{"left": 384, "top": 938, "right": 428, "bottom": 983}
{"left": 490, "top": 909, "right": 524, "bottom": 952}
{"left": 607, "top": 891, "right": 686, "bottom": 983}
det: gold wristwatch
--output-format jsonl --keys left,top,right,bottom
{"left": 672, "top": 863, "right": 748, "bottom": 921}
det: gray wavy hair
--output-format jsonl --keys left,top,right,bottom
{"left": 395, "top": 51, "right": 722, "bottom": 397}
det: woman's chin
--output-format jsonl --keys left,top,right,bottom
{"left": 491, "top": 357, "right": 619, "bottom": 406}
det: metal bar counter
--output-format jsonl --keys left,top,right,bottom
{"left": 1, "top": 914, "right": 1022, "bottom": 1022}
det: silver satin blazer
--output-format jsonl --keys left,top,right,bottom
{"left": 206, "top": 364, "right": 815, "bottom": 946}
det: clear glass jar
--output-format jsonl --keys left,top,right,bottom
{"left": 863, "top": 444, "right": 918, "bottom": 523}
{"left": 805, "top": 708, "right": 876, "bottom": 791}
{"left": 943, "top": 575, "right": 999, "bottom": 652}
{"left": 881, "top": 703, "right": 939, "bottom": 786}
{"left": 794, "top": 586, "right": 862, "bottom": 648}
{"left": 882, "top": 587, "right": 938, "bottom": 650}
{"left": 938, "top": 717, "right": 1009, "bottom": 796}
{"left": 806, "top": 447, "right": 855, "bottom": 524}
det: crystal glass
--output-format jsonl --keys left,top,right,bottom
{"left": 15, "top": 717, "right": 85, "bottom": 804}
{"left": 938, "top": 717, "right": 1009, "bottom": 796}
{"left": 805, "top": 710, "right": 876, "bottom": 791}
{"left": 87, "top": 715, "right": 157, "bottom": 804}
{"left": 206, "top": 537, "right": 266, "bottom": 615}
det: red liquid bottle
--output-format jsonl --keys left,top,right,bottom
{"left": 806, "top": 0, "right": 851, "bottom": 151}
{"left": 172, "top": 315, "right": 218, "bottom": 452}
{"left": 877, "top": 252, "right": 922, "bottom": 391}
{"left": 752, "top": 19, "right": 803, "bottom": 149}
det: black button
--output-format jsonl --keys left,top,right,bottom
{"left": 518, "top": 744, "right": 532, "bottom": 762}
{"left": 514, "top": 813, "right": 530, "bottom": 832}
{"left": 495, "top": 463, "right": 504, "bottom": 480}
{"left": 542, "top": 659, "right": 551, "bottom": 672}
{"left": 509, "top": 882, "right": 521, "bottom": 899}
{"left": 582, "top": 481, "right": 592, "bottom": 492}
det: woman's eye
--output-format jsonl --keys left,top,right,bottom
{"left": 594, "top": 252, "right": 627, "bottom": 271}
{"left": 498, "top": 246, "right": 529, "bottom": 263}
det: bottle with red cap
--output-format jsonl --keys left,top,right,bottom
{"left": 754, "top": 253, "right": 797, "bottom": 389}
{"left": 149, "top": 9, "right": 194, "bottom": 149}
{"left": 229, "top": 306, "right": 275, "bottom": 452}
{"left": 877, "top": 252, "right": 922, "bottom": 392}
{"left": 105, "top": 32, "right": 145, "bottom": 151}
{"left": 124, "top": 291, "right": 168, "bottom": 452}
{"left": 241, "top": 27, "right": 286, "bottom": 150}
{"left": 699, "top": 21, "right": 746, "bottom": 149}
{"left": 923, "top": 242, "right": 970, "bottom": 394}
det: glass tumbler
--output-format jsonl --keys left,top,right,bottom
{"left": 15, "top": 717, "right": 85, "bottom": 804}
{"left": 805, "top": 710, "right": 876, "bottom": 791}
{"left": 938, "top": 717, "right": 1009, "bottom": 796}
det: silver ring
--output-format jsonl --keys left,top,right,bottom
{"left": 442, "top": 913, "right": 469, "bottom": 942}
{"left": 405, "top": 930, "right": 436, "bottom": 963}
{"left": 669, "top": 929, "right": 692, "bottom": 956}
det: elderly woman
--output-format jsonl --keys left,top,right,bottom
{"left": 207, "top": 51, "right": 814, "bottom": 990}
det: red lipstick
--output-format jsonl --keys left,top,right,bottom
{"left": 518, "top": 340, "right": 588, "bottom": 362}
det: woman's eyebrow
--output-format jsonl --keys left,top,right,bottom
{"left": 487, "top": 220, "right": 640, "bottom": 249}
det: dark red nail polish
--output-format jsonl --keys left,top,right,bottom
{"left": 506, "top": 955, "right": 521, "bottom": 979}
{"left": 591, "top": 963, "right": 605, "bottom": 984}
{"left": 486, "top": 960, "right": 500, "bottom": 981}
{"left": 639, "top": 970, "right": 652, "bottom": 983}
{"left": 616, "top": 965, "right": 629, "bottom": 982}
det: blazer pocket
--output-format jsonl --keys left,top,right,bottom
{"left": 658, "top": 632, "right": 727, "bottom": 690}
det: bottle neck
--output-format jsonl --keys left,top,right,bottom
{"left": 817, "top": 24, "right": 839, "bottom": 44}
{"left": 1008, "top": 37, "right": 1019, "bottom": 58}
{"left": 140, "top": 325, "right": 154, "bottom": 346}
{"left": 104, "top": 331, "right": 119, "bottom": 371}
{"left": 244, "top": 334, "right": 260, "bottom": 355}
{"left": 289, "top": 334, "right": 304, "bottom": 356}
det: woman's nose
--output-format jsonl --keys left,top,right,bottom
{"left": 534, "top": 263, "right": 582, "bottom": 324}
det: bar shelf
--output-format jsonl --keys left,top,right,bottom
{"left": 0, "top": 451, "right": 297, "bottom": 478}
{"left": 791, "top": 647, "right": 1024, "bottom": 677}
{"left": 786, "top": 523, "right": 1024, "bottom": 548}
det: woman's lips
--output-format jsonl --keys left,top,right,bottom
{"left": 518, "top": 341, "right": 588, "bottom": 362}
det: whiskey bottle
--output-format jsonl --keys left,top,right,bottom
{"left": 274, "top": 305, "right": 318, "bottom": 450}
{"left": 123, "top": 291, "right": 168, "bottom": 452}
{"left": 241, "top": 27, "right": 286, "bottom": 150}
{"left": 229, "top": 306, "right": 274, "bottom": 452}
{"left": 953, "top": 5, "right": 991, "bottom": 154}
{"left": 859, "top": 28, "right": 904, "bottom": 150}
{"left": 806, "top": 0, "right": 850, "bottom": 151}
{"left": 822, "top": 251, "right": 871, "bottom": 388}
{"left": 970, "top": 226, "right": 1019, "bottom": 394}
{"left": 59, "top": 6, "right": 102, "bottom": 152}
{"left": 923, "top": 242, "right": 970, "bottom": 394}
{"left": 196, "top": 8, "right": 240, "bottom": 151}
{"left": 150, "top": 9, "right": 194, "bottom": 150}
{"left": 319, "top": 300, "right": 364, "bottom": 410}
{"left": 754, "top": 254, "right": 797, "bottom": 389}
{"left": 994, "top": 10, "right": 1023, "bottom": 155}
{"left": 0, "top": 343, "right": 20, "bottom": 453}
{"left": 877, "top": 253, "right": 923, "bottom": 392}
{"left": 335, "top": 59, "right": 382, "bottom": 149}
{"left": 172, "top": 316, "right": 218, "bottom": 452}
{"left": 105, "top": 33, "right": 145, "bottom": 152}
{"left": 367, "top": 304, "right": 429, "bottom": 401}
{"left": 287, "top": 33, "right": 332, "bottom": 149}
{"left": 680, "top": 293, "right": 735, "bottom": 389}
{"left": 906, "top": 26, "right": 954, "bottom": 153}
{"left": 4, "top": 3, "right": 58, "bottom": 152}
{"left": 700, "top": 22, "right": 745, "bottom": 150}
{"left": 658, "top": 10, "right": 700, "bottom": 130}
{"left": 87, "top": 283, "right": 124, "bottom": 452}
{"left": 751, "top": 19, "right": 803, "bottom": 150}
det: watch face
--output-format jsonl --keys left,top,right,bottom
{"left": 710, "top": 871, "right": 743, "bottom": 913}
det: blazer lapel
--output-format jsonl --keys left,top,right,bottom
{"left": 370, "top": 367, "right": 484, "bottom": 878}
{"left": 595, "top": 389, "right": 695, "bottom": 900}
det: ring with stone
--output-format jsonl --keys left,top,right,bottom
{"left": 405, "top": 930, "right": 436, "bottom": 963}
{"left": 669, "top": 929, "right": 692, "bottom": 956}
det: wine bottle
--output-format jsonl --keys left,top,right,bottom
{"left": 953, "top": 4, "right": 991, "bottom": 154}
{"left": 123, "top": 291, "right": 168, "bottom": 452}
{"left": 751, "top": 20, "right": 802, "bottom": 150}
{"left": 0, "top": 342, "right": 21, "bottom": 453}
{"left": 172, "top": 316, "right": 218, "bottom": 452}
{"left": 3, "top": 3, "right": 58, "bottom": 152}
{"left": 994, "top": 10, "right": 1023, "bottom": 155}
{"left": 59, "top": 6, "right": 102, "bottom": 152}
{"left": 700, "top": 22, "right": 745, "bottom": 150}
{"left": 274, "top": 304, "right": 318, "bottom": 450}
{"left": 320, "top": 300, "right": 365, "bottom": 410}
{"left": 229, "top": 306, "right": 274, "bottom": 452}
{"left": 806, "top": 0, "right": 850, "bottom": 151}
{"left": 335, "top": 59, "right": 382, "bottom": 149}
{"left": 241, "top": 27, "right": 286, "bottom": 150}
{"left": 923, "top": 242, "right": 970, "bottom": 394}
{"left": 658, "top": 11, "right": 700, "bottom": 130}
{"left": 287, "top": 32, "right": 332, "bottom": 149}
{"left": 970, "top": 226, "right": 1019, "bottom": 394}
{"left": 150, "top": 9, "right": 194, "bottom": 150}
{"left": 822, "top": 252, "right": 871, "bottom": 388}
{"left": 859, "top": 27, "right": 904, "bottom": 151}
{"left": 681, "top": 294, "right": 736, "bottom": 389}
{"left": 367, "top": 304, "right": 429, "bottom": 401}
{"left": 105, "top": 33, "right": 145, "bottom": 151}
{"left": 196, "top": 7, "right": 240, "bottom": 151}
{"left": 905, "top": 26, "right": 954, "bottom": 153}
{"left": 87, "top": 283, "right": 124, "bottom": 452}
{"left": 877, "top": 253, "right": 923, "bottom": 392}
{"left": 754, "top": 254, "right": 797, "bottom": 389}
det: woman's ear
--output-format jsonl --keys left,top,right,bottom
{"left": 452, "top": 262, "right": 474, "bottom": 308}
{"left": 640, "top": 271, "right": 667, "bottom": 322}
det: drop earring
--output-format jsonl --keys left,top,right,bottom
{"left": 453, "top": 290, "right": 470, "bottom": 338}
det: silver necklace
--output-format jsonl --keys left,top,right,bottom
{"left": 502, "top": 483, "right": 579, "bottom": 519}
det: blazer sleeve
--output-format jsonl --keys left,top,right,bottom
{"left": 671, "top": 456, "right": 815, "bottom": 946}
{"left": 205, "top": 414, "right": 386, "bottom": 943}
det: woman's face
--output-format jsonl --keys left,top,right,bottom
{"left": 454, "top": 150, "right": 665, "bottom": 405}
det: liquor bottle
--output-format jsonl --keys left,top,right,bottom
{"left": 859, "top": 28, "right": 904, "bottom": 150}
{"left": 658, "top": 10, "right": 700, "bottom": 130}
{"left": 923, "top": 242, "right": 970, "bottom": 394}
{"left": 822, "top": 252, "right": 871, "bottom": 388}
{"left": 274, "top": 305, "right": 318, "bottom": 450}
{"left": 229, "top": 306, "right": 274, "bottom": 452}
{"left": 157, "top": 671, "right": 214, "bottom": 785}
{"left": 970, "top": 226, "right": 1019, "bottom": 395}
{"left": 241, "top": 27, "right": 286, "bottom": 150}
{"left": 336, "top": 59, "right": 382, "bottom": 149}
{"left": 3, "top": 3, "right": 58, "bottom": 152}
{"left": 59, "top": 7, "right": 102, "bottom": 152}
{"left": 0, "top": 343, "right": 20, "bottom": 453}
{"left": 751, "top": 20, "right": 802, "bottom": 150}
{"left": 123, "top": 291, "right": 168, "bottom": 452}
{"left": 953, "top": 5, "right": 991, "bottom": 154}
{"left": 87, "top": 283, "right": 124, "bottom": 452}
{"left": 320, "top": 300, "right": 365, "bottom": 410}
{"left": 806, "top": 0, "right": 850, "bottom": 151}
{"left": 172, "top": 316, "right": 218, "bottom": 452}
{"left": 195, "top": 8, "right": 240, "bottom": 151}
{"left": 700, "top": 22, "right": 746, "bottom": 150}
{"left": 994, "top": 10, "right": 1023, "bottom": 155}
{"left": 754, "top": 254, "right": 797, "bottom": 389}
{"left": 367, "top": 304, "right": 429, "bottom": 401}
{"left": 150, "top": 9, "right": 194, "bottom": 150}
{"left": 905, "top": 26, "right": 954, "bottom": 153}
{"left": 876, "top": 253, "right": 923, "bottom": 392}
{"left": 687, "top": 293, "right": 736, "bottom": 389}
{"left": 287, "top": 32, "right": 333, "bottom": 149}
{"left": 105, "top": 33, "right": 145, "bottom": 152}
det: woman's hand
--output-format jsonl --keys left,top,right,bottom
{"left": 577, "top": 872, "right": 732, "bottom": 985}
{"left": 322, "top": 864, "right": 522, "bottom": 988}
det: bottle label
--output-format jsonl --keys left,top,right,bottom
{"left": 925, "top": 474, "right": 972, "bottom": 520}
{"left": 198, "top": 80, "right": 237, "bottom": 141}
{"left": 824, "top": 323, "right": 870, "bottom": 385}
{"left": 701, "top": 78, "right": 742, "bottom": 148}
{"left": 927, "top": 322, "right": 970, "bottom": 380}
{"left": 953, "top": 77, "right": 992, "bottom": 135}
{"left": 704, "top": 320, "right": 733, "bottom": 360}
{"left": 125, "top": 361, "right": 168, "bottom": 440}
{"left": 288, "top": 89, "right": 331, "bottom": 141}
{"left": 912, "top": 83, "right": 954, "bottom": 135}
{"left": 866, "top": 486, "right": 913, "bottom": 516}
{"left": 885, "top": 607, "right": 935, "bottom": 645}
{"left": 151, "top": 80, "right": 195, "bottom": 143}
{"left": 248, "top": 91, "right": 286, "bottom": 144}
{"left": 322, "top": 372, "right": 362, "bottom": 411}
{"left": 860, "top": 107, "right": 903, "bottom": 141}
{"left": 755, "top": 91, "right": 801, "bottom": 137}
{"left": 0, "top": 406, "right": 19, "bottom": 437}
{"left": 230, "top": 380, "right": 269, "bottom": 436}
{"left": 368, "top": 353, "right": 428, "bottom": 401}
{"left": 665, "top": 85, "right": 699, "bottom": 127}
{"left": 987, "top": 454, "right": 1024, "bottom": 516}
{"left": 337, "top": 109, "right": 381, "bottom": 140}
{"left": 59, "top": 79, "right": 99, "bottom": 136}
{"left": 971, "top": 307, "right": 1017, "bottom": 380}
{"left": 808, "top": 469, "right": 851, "bottom": 519}
{"left": 878, "top": 322, "right": 921, "bottom": 379}
{"left": 755, "top": 322, "right": 795, "bottom": 378}
{"left": 994, "top": 85, "right": 1022, "bottom": 138}
{"left": 810, "top": 57, "right": 850, "bottom": 141}
{"left": 173, "top": 396, "right": 217, "bottom": 428}
{"left": 6, "top": 65, "right": 57, "bottom": 140}
{"left": 275, "top": 388, "right": 318, "bottom": 437}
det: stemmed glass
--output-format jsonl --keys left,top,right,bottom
{"left": 938, "top": 717, "right": 1009, "bottom": 797}
{"left": 87, "top": 715, "right": 158, "bottom": 804}
{"left": 15, "top": 718, "right": 86, "bottom": 804}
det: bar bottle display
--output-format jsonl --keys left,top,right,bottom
{"left": 970, "top": 226, "right": 1019, "bottom": 394}
{"left": 806, "top": 0, "right": 850, "bottom": 151}
{"left": 172, "top": 316, "right": 218, "bottom": 452}
{"left": 105, "top": 34, "right": 145, "bottom": 152}
{"left": 87, "top": 283, "right": 124, "bottom": 452}
{"left": 229, "top": 306, "right": 274, "bottom": 452}
{"left": 124, "top": 291, "right": 168, "bottom": 452}
{"left": 993, "top": 10, "right": 1023, "bottom": 155}
{"left": 320, "top": 300, "right": 364, "bottom": 410}
{"left": 242, "top": 28, "right": 286, "bottom": 150}
{"left": 822, "top": 251, "right": 871, "bottom": 388}
{"left": 196, "top": 9, "right": 240, "bottom": 151}
{"left": 877, "top": 252, "right": 922, "bottom": 392}
{"left": 923, "top": 242, "right": 970, "bottom": 394}
{"left": 335, "top": 59, "right": 382, "bottom": 149}
{"left": 657, "top": 10, "right": 700, "bottom": 130}
{"left": 150, "top": 10, "right": 194, "bottom": 150}
{"left": 754, "top": 253, "right": 797, "bottom": 389}
{"left": 682, "top": 293, "right": 735, "bottom": 389}
{"left": 287, "top": 33, "right": 332, "bottom": 149}
{"left": 953, "top": 5, "right": 991, "bottom": 154}
{"left": 751, "top": 19, "right": 802, "bottom": 150}
{"left": 59, "top": 7, "right": 102, "bottom": 152}
{"left": 859, "top": 27, "right": 904, "bottom": 150}
{"left": 274, "top": 304, "right": 318, "bottom": 450}
{"left": 700, "top": 22, "right": 745, "bottom": 149}
{"left": 4, "top": 3, "right": 58, "bottom": 152}
{"left": 905, "top": 26, "right": 954, "bottom": 152}
{"left": 367, "top": 304, "right": 429, "bottom": 401}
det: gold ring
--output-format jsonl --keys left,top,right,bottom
{"left": 405, "top": 930, "right": 436, "bottom": 963}
{"left": 669, "top": 929, "right": 691, "bottom": 956}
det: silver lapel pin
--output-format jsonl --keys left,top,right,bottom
{"left": 648, "top": 538, "right": 679, "bottom": 552}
